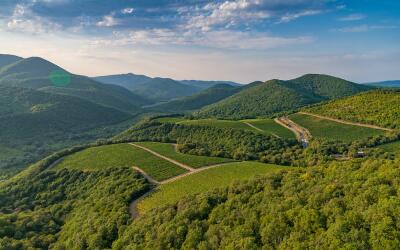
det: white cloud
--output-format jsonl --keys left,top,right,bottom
{"left": 336, "top": 25, "right": 397, "bottom": 33}
{"left": 97, "top": 13, "right": 120, "bottom": 27}
{"left": 278, "top": 10, "right": 321, "bottom": 23}
{"left": 6, "top": 4, "right": 61, "bottom": 34}
{"left": 90, "top": 28, "right": 312, "bottom": 50}
{"left": 185, "top": 0, "right": 269, "bottom": 32}
{"left": 338, "top": 14, "right": 365, "bottom": 21}
{"left": 121, "top": 8, "right": 135, "bottom": 14}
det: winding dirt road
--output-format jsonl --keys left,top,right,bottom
{"left": 275, "top": 117, "right": 312, "bottom": 147}
{"left": 128, "top": 143, "right": 236, "bottom": 219}
{"left": 298, "top": 112, "right": 393, "bottom": 131}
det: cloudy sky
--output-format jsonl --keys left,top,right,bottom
{"left": 0, "top": 0, "right": 399, "bottom": 83}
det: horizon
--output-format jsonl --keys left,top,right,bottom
{"left": 1, "top": 0, "right": 399, "bottom": 83}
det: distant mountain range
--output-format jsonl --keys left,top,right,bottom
{"left": 152, "top": 84, "right": 241, "bottom": 112}
{"left": 94, "top": 73, "right": 241, "bottom": 102}
{"left": 363, "top": 80, "right": 400, "bottom": 87}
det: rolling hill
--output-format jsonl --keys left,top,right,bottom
{"left": 195, "top": 74, "right": 371, "bottom": 119}
{"left": 95, "top": 73, "right": 241, "bottom": 102}
{"left": 94, "top": 73, "right": 152, "bottom": 90}
{"left": 130, "top": 77, "right": 200, "bottom": 102}
{"left": 0, "top": 86, "right": 133, "bottom": 176}
{"left": 151, "top": 84, "right": 240, "bottom": 112}
{"left": 0, "top": 57, "right": 150, "bottom": 112}
{"left": 303, "top": 89, "right": 400, "bottom": 129}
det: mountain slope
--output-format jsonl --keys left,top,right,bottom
{"left": 0, "top": 86, "right": 132, "bottom": 176}
{"left": 290, "top": 74, "right": 371, "bottom": 98}
{"left": 94, "top": 73, "right": 152, "bottom": 90}
{"left": 196, "top": 74, "right": 371, "bottom": 119}
{"left": 152, "top": 84, "right": 240, "bottom": 112}
{"left": 304, "top": 89, "right": 400, "bottom": 129}
{"left": 131, "top": 77, "right": 200, "bottom": 102}
{"left": 0, "top": 54, "right": 23, "bottom": 68}
{"left": 0, "top": 57, "right": 150, "bottom": 112}
{"left": 180, "top": 80, "right": 241, "bottom": 90}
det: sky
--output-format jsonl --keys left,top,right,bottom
{"left": 0, "top": 0, "right": 399, "bottom": 83}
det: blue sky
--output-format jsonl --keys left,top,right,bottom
{"left": 0, "top": 0, "right": 399, "bottom": 83}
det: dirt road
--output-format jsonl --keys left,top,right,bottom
{"left": 242, "top": 122, "right": 280, "bottom": 138}
{"left": 299, "top": 112, "right": 393, "bottom": 131}
{"left": 275, "top": 117, "right": 312, "bottom": 147}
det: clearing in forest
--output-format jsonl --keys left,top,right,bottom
{"left": 289, "top": 113, "right": 384, "bottom": 142}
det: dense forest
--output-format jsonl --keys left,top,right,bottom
{"left": 305, "top": 89, "right": 400, "bottom": 129}
{"left": 114, "top": 158, "right": 400, "bottom": 249}
{"left": 0, "top": 168, "right": 149, "bottom": 249}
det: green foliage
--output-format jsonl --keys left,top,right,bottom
{"left": 179, "top": 118, "right": 258, "bottom": 131}
{"left": 0, "top": 86, "right": 136, "bottom": 177}
{"left": 55, "top": 143, "right": 187, "bottom": 181}
{"left": 0, "top": 167, "right": 149, "bottom": 249}
{"left": 243, "top": 118, "right": 296, "bottom": 139}
{"left": 153, "top": 84, "right": 240, "bottom": 112}
{"left": 195, "top": 74, "right": 370, "bottom": 119}
{"left": 115, "top": 158, "right": 400, "bottom": 249}
{"left": 134, "top": 142, "right": 235, "bottom": 168}
{"left": 305, "top": 89, "right": 400, "bottom": 129}
{"left": 290, "top": 113, "right": 384, "bottom": 142}
{"left": 138, "top": 161, "right": 292, "bottom": 214}
{"left": 115, "top": 121, "right": 302, "bottom": 166}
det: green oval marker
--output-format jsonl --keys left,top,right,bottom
{"left": 49, "top": 70, "right": 71, "bottom": 87}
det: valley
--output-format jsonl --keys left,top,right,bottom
{"left": 1, "top": 55, "right": 400, "bottom": 249}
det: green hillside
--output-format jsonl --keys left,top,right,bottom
{"left": 289, "top": 113, "right": 384, "bottom": 142}
{"left": 131, "top": 77, "right": 200, "bottom": 102}
{"left": 0, "top": 86, "right": 132, "bottom": 177}
{"left": 152, "top": 84, "right": 240, "bottom": 112}
{"left": 115, "top": 158, "right": 400, "bottom": 249}
{"left": 304, "top": 89, "right": 400, "bottom": 129}
{"left": 195, "top": 74, "right": 371, "bottom": 119}
{"left": 0, "top": 57, "right": 150, "bottom": 112}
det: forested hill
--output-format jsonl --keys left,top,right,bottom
{"left": 0, "top": 56, "right": 150, "bottom": 112}
{"left": 152, "top": 84, "right": 240, "bottom": 112}
{"left": 304, "top": 89, "right": 400, "bottom": 129}
{"left": 0, "top": 86, "right": 132, "bottom": 177}
{"left": 195, "top": 74, "right": 371, "bottom": 119}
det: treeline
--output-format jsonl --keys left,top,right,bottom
{"left": 114, "top": 158, "right": 400, "bottom": 249}
{"left": 0, "top": 167, "right": 149, "bottom": 249}
{"left": 305, "top": 89, "right": 400, "bottom": 129}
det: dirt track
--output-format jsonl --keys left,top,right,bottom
{"left": 299, "top": 112, "right": 393, "bottom": 131}
{"left": 275, "top": 117, "right": 312, "bottom": 147}
{"left": 128, "top": 143, "right": 236, "bottom": 219}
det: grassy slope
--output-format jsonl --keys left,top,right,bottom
{"left": 54, "top": 144, "right": 187, "bottom": 181}
{"left": 289, "top": 113, "right": 384, "bottom": 142}
{"left": 243, "top": 118, "right": 296, "bottom": 139}
{"left": 138, "top": 162, "right": 293, "bottom": 214}
{"left": 304, "top": 90, "right": 400, "bottom": 129}
{"left": 378, "top": 141, "right": 400, "bottom": 153}
{"left": 178, "top": 119, "right": 257, "bottom": 131}
{"left": 134, "top": 142, "right": 235, "bottom": 168}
